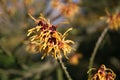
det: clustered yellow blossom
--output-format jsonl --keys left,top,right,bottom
{"left": 91, "top": 65, "right": 116, "bottom": 80}
{"left": 106, "top": 11, "right": 120, "bottom": 30}
{"left": 26, "top": 14, "right": 74, "bottom": 59}
{"left": 51, "top": 0, "right": 79, "bottom": 18}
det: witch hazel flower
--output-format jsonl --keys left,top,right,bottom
{"left": 106, "top": 11, "right": 120, "bottom": 30}
{"left": 26, "top": 14, "right": 74, "bottom": 59}
{"left": 91, "top": 65, "right": 116, "bottom": 80}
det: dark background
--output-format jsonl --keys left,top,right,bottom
{"left": 0, "top": 0, "right": 120, "bottom": 80}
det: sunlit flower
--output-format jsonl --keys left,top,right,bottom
{"left": 26, "top": 14, "right": 74, "bottom": 59}
{"left": 91, "top": 65, "right": 116, "bottom": 80}
{"left": 106, "top": 11, "right": 120, "bottom": 30}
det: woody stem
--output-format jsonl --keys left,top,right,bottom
{"left": 88, "top": 27, "right": 109, "bottom": 79}
{"left": 57, "top": 57, "right": 72, "bottom": 80}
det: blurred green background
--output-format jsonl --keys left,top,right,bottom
{"left": 0, "top": 0, "right": 120, "bottom": 80}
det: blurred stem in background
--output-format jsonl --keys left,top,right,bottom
{"left": 57, "top": 66, "right": 63, "bottom": 80}
{"left": 88, "top": 27, "right": 109, "bottom": 79}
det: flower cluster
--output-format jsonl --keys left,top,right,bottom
{"left": 51, "top": 0, "right": 79, "bottom": 18}
{"left": 106, "top": 11, "right": 120, "bottom": 30}
{"left": 26, "top": 14, "right": 74, "bottom": 59}
{"left": 61, "top": 2, "right": 79, "bottom": 18}
{"left": 91, "top": 65, "right": 116, "bottom": 80}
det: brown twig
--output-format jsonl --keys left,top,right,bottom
{"left": 57, "top": 57, "right": 72, "bottom": 80}
{"left": 88, "top": 27, "right": 109, "bottom": 79}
